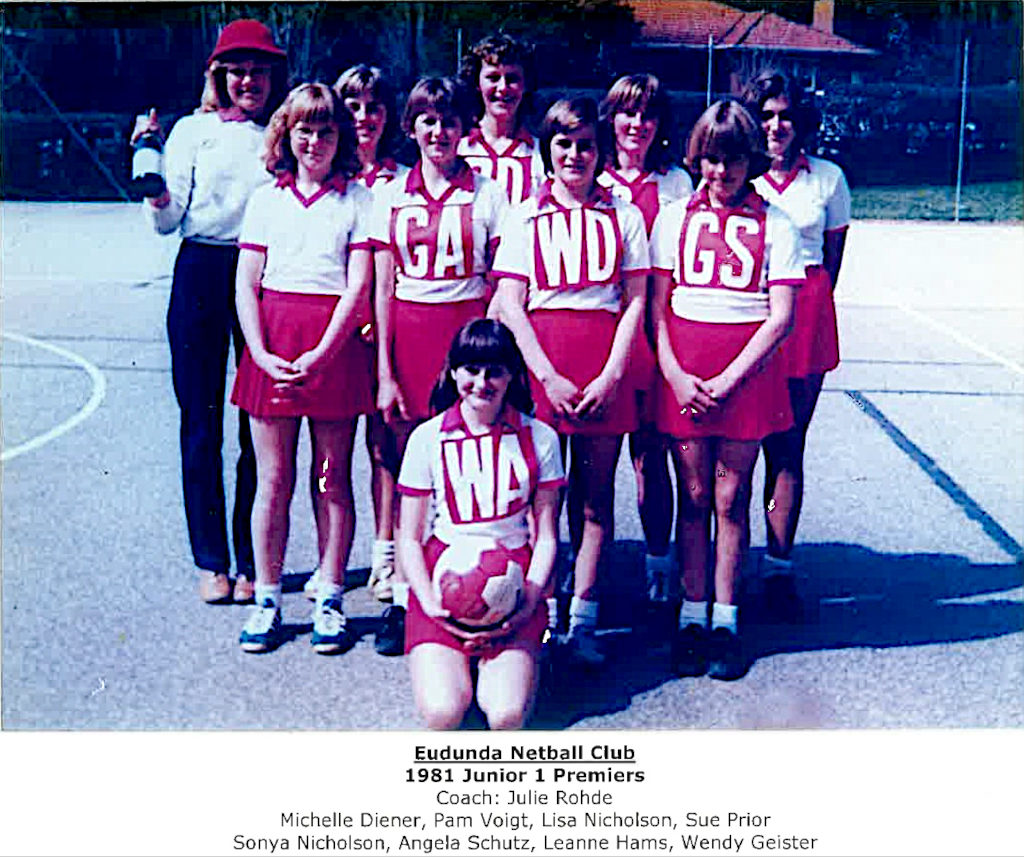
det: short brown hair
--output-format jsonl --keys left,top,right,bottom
{"left": 400, "top": 77, "right": 474, "bottom": 137}
{"left": 684, "top": 99, "right": 769, "bottom": 178}
{"left": 262, "top": 82, "right": 358, "bottom": 179}
{"left": 457, "top": 33, "right": 536, "bottom": 127}
{"left": 599, "top": 73, "right": 674, "bottom": 173}
{"left": 740, "top": 69, "right": 820, "bottom": 151}
{"left": 538, "top": 97, "right": 610, "bottom": 178}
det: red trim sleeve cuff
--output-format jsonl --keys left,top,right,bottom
{"left": 237, "top": 242, "right": 268, "bottom": 253}
{"left": 396, "top": 484, "right": 432, "bottom": 497}
{"left": 490, "top": 269, "right": 530, "bottom": 283}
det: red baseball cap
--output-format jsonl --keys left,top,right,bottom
{"left": 208, "top": 19, "right": 286, "bottom": 63}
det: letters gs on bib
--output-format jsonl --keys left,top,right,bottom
{"left": 682, "top": 209, "right": 765, "bottom": 291}
{"left": 392, "top": 204, "right": 475, "bottom": 279}
{"left": 535, "top": 207, "right": 624, "bottom": 291}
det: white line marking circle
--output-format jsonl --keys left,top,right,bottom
{"left": 1, "top": 331, "right": 107, "bottom": 462}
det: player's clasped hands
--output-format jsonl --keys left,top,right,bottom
{"left": 669, "top": 368, "right": 719, "bottom": 417}
{"left": 575, "top": 370, "right": 619, "bottom": 420}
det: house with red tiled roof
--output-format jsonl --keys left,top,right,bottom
{"left": 625, "top": 0, "right": 876, "bottom": 94}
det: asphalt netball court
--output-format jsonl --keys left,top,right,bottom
{"left": 2, "top": 202, "right": 1022, "bottom": 730}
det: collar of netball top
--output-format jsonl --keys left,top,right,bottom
{"left": 466, "top": 125, "right": 535, "bottom": 150}
{"left": 441, "top": 403, "right": 523, "bottom": 434}
{"left": 218, "top": 106, "right": 254, "bottom": 123}
{"left": 687, "top": 181, "right": 765, "bottom": 215}
{"left": 275, "top": 171, "right": 348, "bottom": 205}
{"left": 362, "top": 158, "right": 399, "bottom": 188}
{"left": 760, "top": 153, "right": 811, "bottom": 194}
{"left": 405, "top": 159, "right": 475, "bottom": 196}
{"left": 535, "top": 179, "right": 613, "bottom": 210}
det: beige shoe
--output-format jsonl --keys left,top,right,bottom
{"left": 198, "top": 571, "right": 232, "bottom": 604}
{"left": 233, "top": 576, "right": 255, "bottom": 604}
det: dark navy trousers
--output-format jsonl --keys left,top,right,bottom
{"left": 166, "top": 239, "right": 256, "bottom": 577}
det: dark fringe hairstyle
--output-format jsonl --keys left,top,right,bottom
{"left": 740, "top": 69, "right": 821, "bottom": 154}
{"left": 429, "top": 319, "right": 534, "bottom": 416}
{"left": 210, "top": 53, "right": 289, "bottom": 126}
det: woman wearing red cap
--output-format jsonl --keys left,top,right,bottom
{"left": 133, "top": 19, "right": 288, "bottom": 605}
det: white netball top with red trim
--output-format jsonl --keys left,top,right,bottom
{"left": 597, "top": 166, "right": 694, "bottom": 236}
{"left": 398, "top": 404, "right": 565, "bottom": 548}
{"left": 492, "top": 180, "right": 651, "bottom": 314}
{"left": 237, "top": 173, "right": 373, "bottom": 296}
{"left": 752, "top": 154, "right": 851, "bottom": 267}
{"left": 145, "top": 110, "right": 271, "bottom": 244}
{"left": 650, "top": 183, "right": 804, "bottom": 324}
{"left": 458, "top": 127, "right": 545, "bottom": 205}
{"left": 368, "top": 161, "right": 508, "bottom": 303}
{"left": 355, "top": 158, "right": 410, "bottom": 195}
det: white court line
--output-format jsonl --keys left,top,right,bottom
{"left": 836, "top": 297, "right": 1024, "bottom": 377}
{"left": 1, "top": 331, "right": 108, "bottom": 462}
{"left": 894, "top": 302, "right": 1024, "bottom": 377}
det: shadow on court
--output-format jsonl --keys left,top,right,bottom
{"left": 524, "top": 540, "right": 1023, "bottom": 730}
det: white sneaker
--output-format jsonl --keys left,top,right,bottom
{"left": 239, "top": 600, "right": 283, "bottom": 653}
{"left": 369, "top": 541, "right": 396, "bottom": 602}
{"left": 563, "top": 627, "right": 606, "bottom": 667}
{"left": 303, "top": 567, "right": 320, "bottom": 601}
{"left": 311, "top": 597, "right": 350, "bottom": 654}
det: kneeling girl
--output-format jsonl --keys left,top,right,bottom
{"left": 397, "top": 320, "right": 564, "bottom": 730}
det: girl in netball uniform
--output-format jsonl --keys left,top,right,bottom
{"left": 457, "top": 34, "right": 544, "bottom": 205}
{"left": 650, "top": 100, "right": 804, "bottom": 680}
{"left": 368, "top": 77, "right": 508, "bottom": 652}
{"left": 598, "top": 73, "right": 694, "bottom": 606}
{"left": 744, "top": 71, "right": 851, "bottom": 622}
{"left": 492, "top": 97, "right": 650, "bottom": 667}
{"left": 296, "top": 66, "right": 411, "bottom": 657}
{"left": 399, "top": 319, "right": 563, "bottom": 730}
{"left": 231, "top": 83, "right": 374, "bottom": 654}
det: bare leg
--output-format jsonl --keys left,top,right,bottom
{"left": 712, "top": 439, "right": 760, "bottom": 605}
{"left": 408, "top": 643, "right": 474, "bottom": 730}
{"left": 630, "top": 426, "right": 673, "bottom": 556}
{"left": 762, "top": 374, "right": 824, "bottom": 558}
{"left": 569, "top": 435, "right": 623, "bottom": 600}
{"left": 476, "top": 648, "right": 539, "bottom": 730}
{"left": 309, "top": 418, "right": 358, "bottom": 591}
{"left": 669, "top": 438, "right": 713, "bottom": 602}
{"left": 249, "top": 416, "right": 301, "bottom": 587}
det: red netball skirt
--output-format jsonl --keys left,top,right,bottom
{"left": 231, "top": 289, "right": 374, "bottom": 420}
{"left": 631, "top": 332, "right": 658, "bottom": 424}
{"left": 780, "top": 265, "right": 839, "bottom": 378}
{"left": 392, "top": 298, "right": 486, "bottom": 422}
{"left": 529, "top": 309, "right": 639, "bottom": 437}
{"left": 405, "top": 537, "right": 547, "bottom": 657}
{"left": 654, "top": 316, "right": 793, "bottom": 441}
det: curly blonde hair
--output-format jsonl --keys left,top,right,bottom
{"left": 262, "top": 82, "right": 359, "bottom": 179}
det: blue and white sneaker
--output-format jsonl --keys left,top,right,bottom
{"left": 311, "top": 598, "right": 351, "bottom": 655}
{"left": 239, "top": 599, "right": 283, "bottom": 653}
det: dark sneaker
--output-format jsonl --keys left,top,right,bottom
{"left": 671, "top": 623, "right": 708, "bottom": 677}
{"left": 563, "top": 626, "right": 606, "bottom": 667}
{"left": 239, "top": 599, "right": 283, "bottom": 653}
{"left": 311, "top": 598, "right": 351, "bottom": 655}
{"left": 707, "top": 627, "right": 750, "bottom": 681}
{"left": 374, "top": 605, "right": 406, "bottom": 656}
{"left": 763, "top": 574, "right": 803, "bottom": 624}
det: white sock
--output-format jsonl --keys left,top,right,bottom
{"left": 254, "top": 584, "right": 282, "bottom": 609}
{"left": 762, "top": 553, "right": 794, "bottom": 579}
{"left": 317, "top": 581, "right": 345, "bottom": 604}
{"left": 372, "top": 539, "right": 395, "bottom": 563}
{"left": 392, "top": 581, "right": 409, "bottom": 610}
{"left": 711, "top": 602, "right": 739, "bottom": 633}
{"left": 679, "top": 599, "right": 708, "bottom": 629}
{"left": 568, "top": 596, "right": 599, "bottom": 632}
{"left": 546, "top": 597, "right": 559, "bottom": 630}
